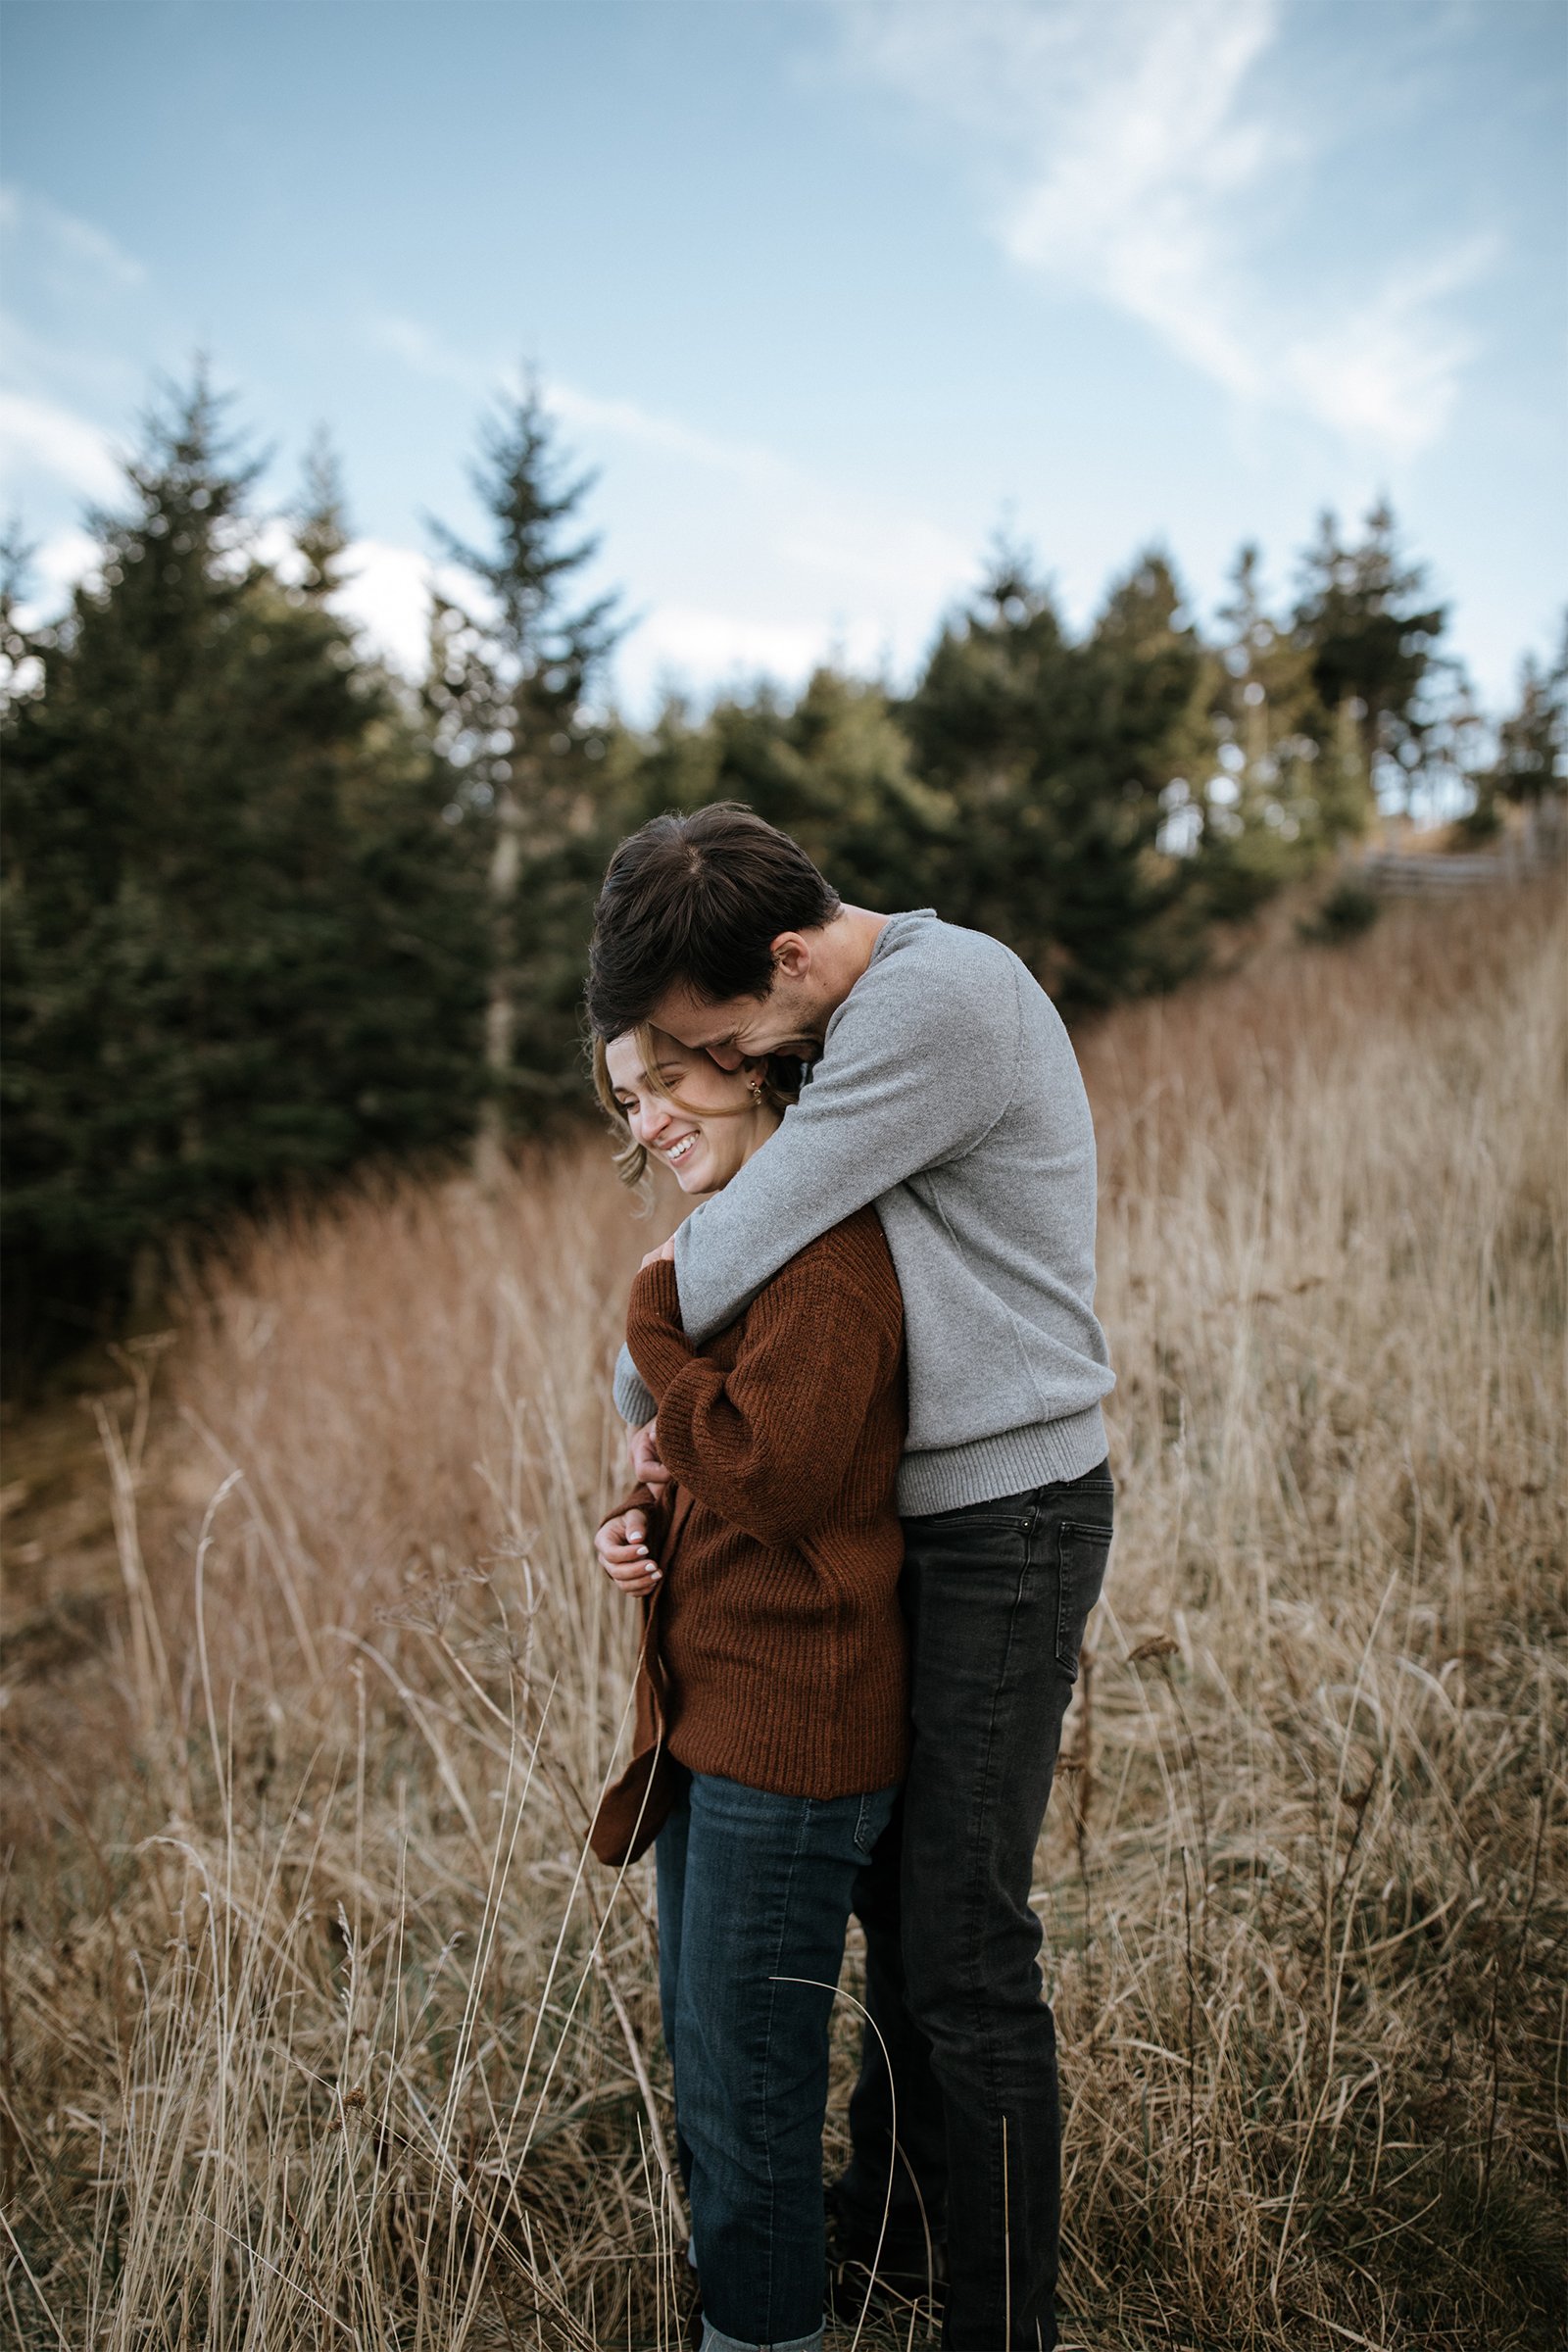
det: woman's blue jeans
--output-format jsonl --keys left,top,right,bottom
{"left": 656, "top": 1770, "right": 898, "bottom": 2352}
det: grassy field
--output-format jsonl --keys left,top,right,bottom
{"left": 3, "top": 885, "right": 1564, "bottom": 2350}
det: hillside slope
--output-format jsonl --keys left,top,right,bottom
{"left": 3, "top": 884, "right": 1564, "bottom": 2350}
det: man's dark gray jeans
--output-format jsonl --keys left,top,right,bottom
{"left": 836, "top": 1461, "right": 1114, "bottom": 2351}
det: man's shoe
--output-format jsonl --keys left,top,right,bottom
{"left": 824, "top": 2185, "right": 946, "bottom": 2323}
{"left": 827, "top": 2249, "right": 945, "bottom": 2325}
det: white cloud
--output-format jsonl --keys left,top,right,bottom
{"left": 631, "top": 606, "right": 835, "bottom": 684}
{"left": 329, "top": 524, "right": 924, "bottom": 702}
{"left": 614, "top": 605, "right": 903, "bottom": 715}
{"left": 16, "top": 512, "right": 474, "bottom": 682}
{"left": 368, "top": 312, "right": 793, "bottom": 486}
{"left": 14, "top": 505, "right": 449, "bottom": 676}
{"left": 13, "top": 524, "right": 101, "bottom": 626}
{"left": 995, "top": 0, "right": 1278, "bottom": 399}
{"left": 2, "top": 304, "right": 977, "bottom": 710}
{"left": 835, "top": 0, "right": 1491, "bottom": 457}
{"left": 548, "top": 382, "right": 788, "bottom": 487}
{"left": 365, "top": 311, "right": 482, "bottom": 389}
{"left": 9, "top": 511, "right": 899, "bottom": 708}
{"left": 1278, "top": 236, "right": 1494, "bottom": 451}
{"left": 259, "top": 512, "right": 473, "bottom": 676}
{"left": 334, "top": 538, "right": 451, "bottom": 674}
{"left": 778, "top": 504, "right": 967, "bottom": 604}
{"left": 365, "top": 311, "right": 975, "bottom": 697}
{"left": 0, "top": 387, "right": 122, "bottom": 502}
{"left": 0, "top": 184, "right": 146, "bottom": 287}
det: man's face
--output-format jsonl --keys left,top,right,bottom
{"left": 651, "top": 955, "right": 824, "bottom": 1071}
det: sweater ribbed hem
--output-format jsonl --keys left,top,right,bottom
{"left": 896, "top": 1402, "right": 1108, "bottom": 1518}
{"left": 668, "top": 1722, "right": 909, "bottom": 1803}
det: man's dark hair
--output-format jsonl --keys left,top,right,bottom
{"left": 586, "top": 803, "right": 841, "bottom": 1038}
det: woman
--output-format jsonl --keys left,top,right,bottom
{"left": 590, "top": 1024, "right": 907, "bottom": 2352}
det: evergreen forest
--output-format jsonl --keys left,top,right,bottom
{"left": 4, "top": 369, "right": 1564, "bottom": 1380}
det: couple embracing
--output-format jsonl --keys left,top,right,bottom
{"left": 583, "top": 803, "right": 1115, "bottom": 2352}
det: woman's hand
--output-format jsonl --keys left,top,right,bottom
{"left": 628, "top": 1418, "right": 670, "bottom": 1494}
{"left": 596, "top": 1507, "right": 662, "bottom": 1595}
{"left": 639, "top": 1234, "right": 677, "bottom": 1271}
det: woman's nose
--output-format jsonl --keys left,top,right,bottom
{"left": 631, "top": 1099, "right": 668, "bottom": 1143}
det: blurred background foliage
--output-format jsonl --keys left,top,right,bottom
{"left": 4, "top": 368, "right": 1564, "bottom": 1382}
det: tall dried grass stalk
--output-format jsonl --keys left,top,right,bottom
{"left": 4, "top": 889, "right": 1564, "bottom": 2349}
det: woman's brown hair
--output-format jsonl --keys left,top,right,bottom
{"left": 591, "top": 1028, "right": 801, "bottom": 1194}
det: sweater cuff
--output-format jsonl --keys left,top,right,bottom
{"left": 625, "top": 1259, "right": 692, "bottom": 1399}
{"left": 599, "top": 1480, "right": 662, "bottom": 1535}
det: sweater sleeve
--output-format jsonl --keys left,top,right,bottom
{"left": 598, "top": 1480, "right": 670, "bottom": 1546}
{"left": 670, "top": 926, "right": 1020, "bottom": 1347}
{"left": 624, "top": 1249, "right": 902, "bottom": 1545}
{"left": 613, "top": 1345, "right": 657, "bottom": 1431}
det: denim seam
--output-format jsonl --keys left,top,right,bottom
{"left": 959, "top": 1529, "right": 1032, "bottom": 2339}
{"left": 1054, "top": 1519, "right": 1111, "bottom": 1676}
{"left": 754, "top": 1794, "right": 814, "bottom": 2345}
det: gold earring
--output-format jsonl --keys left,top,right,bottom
{"left": 747, "top": 1076, "right": 764, "bottom": 1104}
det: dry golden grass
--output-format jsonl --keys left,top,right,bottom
{"left": 3, "top": 886, "right": 1564, "bottom": 2350}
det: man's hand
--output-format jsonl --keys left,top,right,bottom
{"left": 629, "top": 1417, "right": 670, "bottom": 1494}
{"left": 596, "top": 1507, "right": 661, "bottom": 1595}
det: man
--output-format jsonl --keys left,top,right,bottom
{"left": 588, "top": 803, "right": 1114, "bottom": 2352}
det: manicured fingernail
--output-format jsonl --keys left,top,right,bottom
{"left": 635, "top": 1545, "right": 648, "bottom": 1555}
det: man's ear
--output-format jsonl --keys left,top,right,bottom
{"left": 769, "top": 931, "right": 811, "bottom": 983}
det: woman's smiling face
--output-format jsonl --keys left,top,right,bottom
{"left": 604, "top": 1026, "right": 778, "bottom": 1195}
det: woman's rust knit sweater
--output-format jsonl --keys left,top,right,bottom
{"left": 615, "top": 1203, "right": 907, "bottom": 1802}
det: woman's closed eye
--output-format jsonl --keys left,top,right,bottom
{"left": 617, "top": 1064, "right": 688, "bottom": 1109}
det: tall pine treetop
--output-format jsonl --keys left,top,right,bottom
{"left": 1293, "top": 500, "right": 1447, "bottom": 803}
{"left": 293, "top": 428, "right": 352, "bottom": 603}
{"left": 429, "top": 381, "right": 620, "bottom": 713}
{"left": 83, "top": 366, "right": 268, "bottom": 664}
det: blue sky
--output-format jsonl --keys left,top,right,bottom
{"left": 3, "top": 0, "right": 1563, "bottom": 715}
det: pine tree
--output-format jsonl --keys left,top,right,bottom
{"left": 1191, "top": 542, "right": 1349, "bottom": 912}
{"left": 1, "top": 372, "right": 483, "bottom": 1376}
{"left": 1482, "top": 617, "right": 1568, "bottom": 856}
{"left": 621, "top": 665, "right": 950, "bottom": 917}
{"left": 900, "top": 542, "right": 1077, "bottom": 974}
{"left": 901, "top": 542, "right": 1205, "bottom": 1007}
{"left": 282, "top": 431, "right": 490, "bottom": 1155}
{"left": 1293, "top": 501, "right": 1447, "bottom": 821}
{"left": 426, "top": 384, "right": 621, "bottom": 1174}
{"left": 293, "top": 427, "right": 352, "bottom": 601}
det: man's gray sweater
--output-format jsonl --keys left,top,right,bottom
{"left": 612, "top": 909, "right": 1113, "bottom": 1517}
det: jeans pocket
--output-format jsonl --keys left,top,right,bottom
{"left": 1055, "top": 1519, "right": 1112, "bottom": 1678}
{"left": 909, "top": 1504, "right": 1034, "bottom": 1537}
